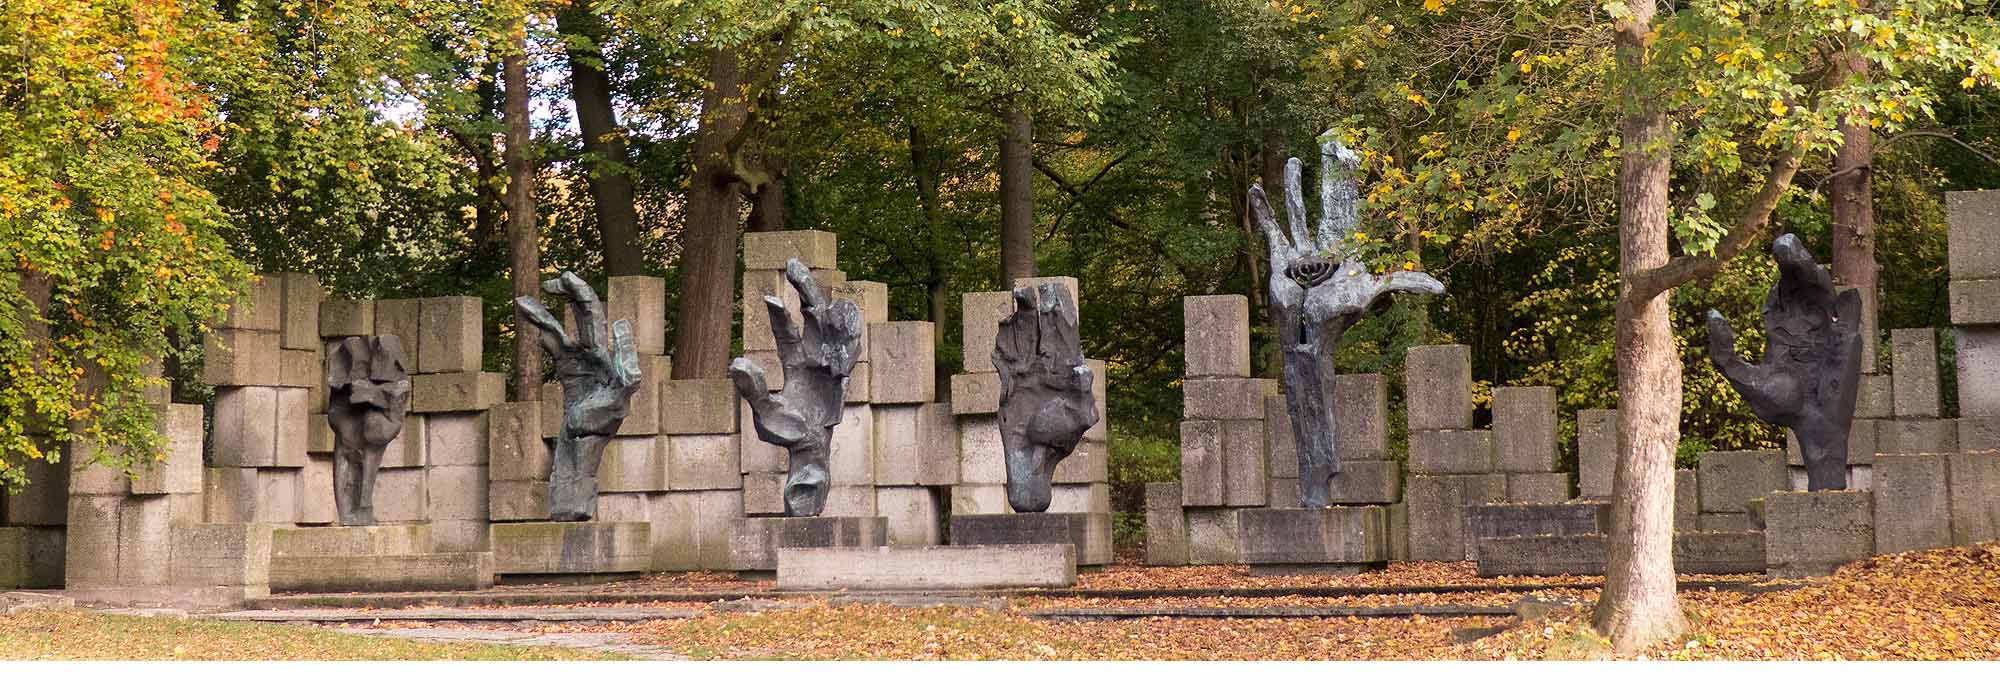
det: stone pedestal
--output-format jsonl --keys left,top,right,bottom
{"left": 727, "top": 516, "right": 889, "bottom": 572}
{"left": 948, "top": 512, "right": 1110, "bottom": 567}
{"left": 1235, "top": 507, "right": 1389, "bottom": 576}
{"left": 267, "top": 524, "right": 495, "bottom": 592}
{"left": 775, "top": 544, "right": 1076, "bottom": 591}
{"left": 489, "top": 521, "right": 650, "bottom": 576}
{"left": 1764, "top": 490, "right": 1873, "bottom": 578}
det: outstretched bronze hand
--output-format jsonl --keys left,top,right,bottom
{"left": 731, "top": 258, "right": 864, "bottom": 517}
{"left": 993, "top": 283, "right": 1099, "bottom": 513}
{"left": 1250, "top": 130, "right": 1445, "bottom": 508}
{"left": 1706, "top": 233, "right": 1863, "bottom": 491}
{"left": 516, "top": 271, "right": 643, "bottom": 521}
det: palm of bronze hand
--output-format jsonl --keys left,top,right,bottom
{"left": 730, "top": 258, "right": 864, "bottom": 517}
{"left": 993, "top": 283, "right": 1098, "bottom": 513}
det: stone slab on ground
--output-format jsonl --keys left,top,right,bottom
{"left": 1466, "top": 502, "right": 1608, "bottom": 542}
{"left": 1872, "top": 454, "right": 1952, "bottom": 554}
{"left": 490, "top": 522, "right": 650, "bottom": 575}
{"left": 1144, "top": 482, "right": 1188, "bottom": 566}
{"left": 948, "top": 512, "right": 1111, "bottom": 566}
{"left": 1764, "top": 490, "right": 1874, "bottom": 578}
{"left": 1949, "top": 452, "right": 2000, "bottom": 546}
{"left": 1475, "top": 532, "right": 1768, "bottom": 576}
{"left": 1235, "top": 507, "right": 1388, "bottom": 565}
{"left": 270, "top": 525, "right": 433, "bottom": 558}
{"left": 269, "top": 552, "right": 495, "bottom": 592}
{"left": 1671, "top": 532, "right": 1767, "bottom": 575}
{"left": 727, "top": 516, "right": 889, "bottom": 571}
{"left": 775, "top": 545, "right": 1076, "bottom": 591}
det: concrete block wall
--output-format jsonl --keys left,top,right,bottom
{"left": 1404, "top": 345, "right": 1570, "bottom": 561}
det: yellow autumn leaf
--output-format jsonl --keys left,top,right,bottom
{"left": 1769, "top": 99, "right": 1789, "bottom": 116}
{"left": 1506, "top": 128, "right": 1522, "bottom": 142}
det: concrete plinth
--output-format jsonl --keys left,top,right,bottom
{"left": 1236, "top": 507, "right": 1388, "bottom": 568}
{"left": 270, "top": 552, "right": 495, "bottom": 592}
{"left": 1764, "top": 490, "right": 1873, "bottom": 578}
{"left": 727, "top": 516, "right": 889, "bottom": 571}
{"left": 775, "top": 545, "right": 1076, "bottom": 591}
{"left": 948, "top": 512, "right": 1110, "bottom": 566}
{"left": 490, "top": 521, "right": 650, "bottom": 575}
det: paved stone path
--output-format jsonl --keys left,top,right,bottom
{"left": 206, "top": 606, "right": 703, "bottom": 624}
{"left": 328, "top": 627, "right": 691, "bottom": 660}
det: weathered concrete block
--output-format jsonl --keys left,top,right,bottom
{"left": 1048, "top": 483, "right": 1111, "bottom": 515}
{"left": 605, "top": 276, "right": 667, "bottom": 356}
{"left": 1085, "top": 358, "right": 1108, "bottom": 442}
{"left": 744, "top": 229, "right": 838, "bottom": 270}
{"left": 112, "top": 496, "right": 174, "bottom": 585}
{"left": 1144, "top": 482, "right": 1188, "bottom": 566}
{"left": 960, "top": 291, "right": 1014, "bottom": 375}
{"left": 742, "top": 472, "right": 785, "bottom": 516}
{"left": 1765, "top": 490, "right": 1874, "bottom": 578}
{"left": 1183, "top": 295, "right": 1251, "bottom": 378}
{"left": 212, "top": 386, "right": 279, "bottom": 467}
{"left": 296, "top": 454, "right": 336, "bottom": 525}
{"left": 1578, "top": 409, "right": 1620, "bottom": 499}
{"left": 868, "top": 321, "right": 936, "bottom": 404}
{"left": 0, "top": 526, "right": 65, "bottom": 588}
{"left": 662, "top": 434, "right": 737, "bottom": 491}
{"left": 1892, "top": 328, "right": 1941, "bottom": 418}
{"left": 169, "top": 523, "right": 274, "bottom": 589}
{"left": 1468, "top": 502, "right": 1608, "bottom": 545}
{"left": 307, "top": 416, "right": 335, "bottom": 453}
{"left": 203, "top": 328, "right": 281, "bottom": 386}
{"left": 1872, "top": 454, "right": 1952, "bottom": 554}
{"left": 423, "top": 411, "right": 488, "bottom": 467}
{"left": 540, "top": 381, "right": 563, "bottom": 439}
{"left": 1388, "top": 502, "right": 1409, "bottom": 562}
{"left": 828, "top": 404, "right": 875, "bottom": 486}
{"left": 1956, "top": 327, "right": 2000, "bottom": 418}
{"left": 1506, "top": 472, "right": 1571, "bottom": 504}
{"left": 375, "top": 413, "right": 423, "bottom": 469}
{"left": 1238, "top": 507, "right": 1388, "bottom": 565}
{"left": 873, "top": 404, "right": 934, "bottom": 485}
{"left": 777, "top": 544, "right": 1075, "bottom": 590}
{"left": 1674, "top": 532, "right": 1768, "bottom": 574}
{"left": 728, "top": 515, "right": 890, "bottom": 570}
{"left": 740, "top": 268, "right": 844, "bottom": 354}
{"left": 1697, "top": 450, "right": 1788, "bottom": 514}
{"left": 131, "top": 403, "right": 204, "bottom": 495}
{"left": 955, "top": 415, "right": 1005, "bottom": 485}
{"left": 319, "top": 298, "right": 373, "bottom": 338}
{"left": 831, "top": 280, "right": 890, "bottom": 329}
{"left": 1879, "top": 418, "right": 1958, "bottom": 456}
{"left": 950, "top": 512, "right": 1110, "bottom": 566}
{"left": 1053, "top": 439, "right": 1108, "bottom": 484}
{"left": 649, "top": 489, "right": 743, "bottom": 571}
{"left": 271, "top": 551, "right": 495, "bottom": 593}
{"left": 1183, "top": 377, "right": 1278, "bottom": 420}
{"left": 411, "top": 372, "right": 505, "bottom": 413}
{"left": 271, "top": 524, "right": 433, "bottom": 558}
{"left": 1698, "top": 512, "right": 1752, "bottom": 532}
{"left": 1947, "top": 452, "right": 2000, "bottom": 546}
{"left": 1854, "top": 373, "right": 1893, "bottom": 420}
{"left": 737, "top": 398, "right": 788, "bottom": 474}
{"left": 1265, "top": 396, "right": 1297, "bottom": 479}
{"left": 1405, "top": 473, "right": 1506, "bottom": 561}
{"left": 429, "top": 519, "right": 490, "bottom": 553}
{"left": 417, "top": 296, "right": 483, "bottom": 374}
{"left": 1328, "top": 460, "right": 1401, "bottom": 505}
{"left": 949, "top": 483, "right": 1010, "bottom": 516}
{"left": 1493, "top": 386, "right": 1558, "bottom": 472}
{"left": 373, "top": 467, "right": 427, "bottom": 523}
{"left": 278, "top": 272, "right": 323, "bottom": 350}
{"left": 1267, "top": 478, "right": 1300, "bottom": 508}
{"left": 1676, "top": 469, "right": 1699, "bottom": 532}
{"left": 821, "top": 485, "right": 878, "bottom": 518}
{"left": 3, "top": 456, "right": 66, "bottom": 525}
{"left": 490, "top": 521, "right": 651, "bottom": 575}
{"left": 487, "top": 480, "right": 549, "bottom": 522}
{"left": 488, "top": 402, "right": 548, "bottom": 481}
{"left": 1180, "top": 420, "right": 1223, "bottom": 506}
{"left": 272, "top": 387, "right": 309, "bottom": 468}
{"left": 598, "top": 435, "right": 664, "bottom": 493}
{"left": 948, "top": 372, "right": 1002, "bottom": 415}
{"left": 1408, "top": 430, "right": 1493, "bottom": 475}
{"left": 1947, "top": 189, "right": 2000, "bottom": 279}
{"left": 616, "top": 355, "right": 671, "bottom": 436}
{"left": 221, "top": 276, "right": 281, "bottom": 331}
{"left": 63, "top": 495, "right": 122, "bottom": 587}
{"left": 661, "top": 378, "right": 738, "bottom": 434}
{"left": 277, "top": 348, "right": 319, "bottom": 389}
{"left": 596, "top": 493, "right": 650, "bottom": 522}
{"left": 1221, "top": 420, "right": 1267, "bottom": 507}
{"left": 1334, "top": 374, "right": 1389, "bottom": 460}
{"left": 1185, "top": 507, "right": 1241, "bottom": 565}
{"left": 877, "top": 487, "right": 942, "bottom": 547}
{"left": 372, "top": 298, "right": 422, "bottom": 363}
{"left": 1950, "top": 278, "right": 2000, "bottom": 326}
{"left": 426, "top": 464, "right": 489, "bottom": 521}
{"left": 255, "top": 467, "right": 300, "bottom": 525}
{"left": 1475, "top": 535, "right": 1606, "bottom": 576}
{"left": 1406, "top": 345, "right": 1473, "bottom": 431}
{"left": 202, "top": 467, "right": 255, "bottom": 523}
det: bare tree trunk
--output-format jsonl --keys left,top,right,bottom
{"left": 671, "top": 47, "right": 753, "bottom": 379}
{"left": 999, "top": 105, "right": 1036, "bottom": 285}
{"left": 911, "top": 123, "right": 952, "bottom": 396}
{"left": 1831, "top": 47, "right": 1875, "bottom": 352}
{"left": 504, "top": 24, "right": 542, "bottom": 403}
{"left": 557, "top": 4, "right": 645, "bottom": 277}
{"left": 1594, "top": 0, "right": 1687, "bottom": 652}
{"left": 747, "top": 154, "right": 787, "bottom": 232}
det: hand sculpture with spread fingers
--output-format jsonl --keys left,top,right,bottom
{"left": 1706, "top": 233, "right": 1863, "bottom": 491}
{"left": 730, "top": 259, "right": 864, "bottom": 517}
{"left": 515, "top": 272, "right": 644, "bottom": 521}
{"left": 993, "top": 283, "right": 1099, "bottom": 513}
{"left": 1251, "top": 130, "right": 1446, "bottom": 508}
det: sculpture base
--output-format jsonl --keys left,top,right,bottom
{"left": 776, "top": 545, "right": 1077, "bottom": 591}
{"left": 490, "top": 521, "right": 650, "bottom": 576}
{"left": 727, "top": 516, "right": 889, "bottom": 571}
{"left": 947, "top": 512, "right": 1111, "bottom": 566}
{"left": 269, "top": 524, "right": 496, "bottom": 592}
{"left": 1247, "top": 563, "right": 1382, "bottom": 577}
{"left": 1236, "top": 507, "right": 1389, "bottom": 566}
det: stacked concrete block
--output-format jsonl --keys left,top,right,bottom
{"left": 62, "top": 403, "right": 213, "bottom": 596}
{"left": 1144, "top": 482, "right": 1189, "bottom": 565}
{"left": 1405, "top": 473, "right": 1506, "bottom": 561}
{"left": 422, "top": 410, "right": 491, "bottom": 552}
{"left": 1765, "top": 490, "right": 1874, "bottom": 578}
{"left": 1577, "top": 409, "right": 1620, "bottom": 499}
{"left": 1949, "top": 192, "right": 2000, "bottom": 417}
{"left": 487, "top": 402, "right": 548, "bottom": 522}
{"left": 1947, "top": 452, "right": 2000, "bottom": 545}
{"left": 1695, "top": 450, "right": 1786, "bottom": 531}
{"left": 1872, "top": 454, "right": 1952, "bottom": 554}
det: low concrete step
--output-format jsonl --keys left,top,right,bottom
{"left": 206, "top": 606, "right": 697, "bottom": 623}
{"left": 1024, "top": 604, "right": 1512, "bottom": 621}
{"left": 1475, "top": 531, "right": 1768, "bottom": 577}
{"left": 777, "top": 545, "right": 1076, "bottom": 591}
{"left": 269, "top": 552, "right": 495, "bottom": 593}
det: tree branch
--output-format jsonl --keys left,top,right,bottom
{"left": 1031, "top": 154, "right": 1133, "bottom": 230}
{"left": 1627, "top": 146, "right": 1804, "bottom": 302}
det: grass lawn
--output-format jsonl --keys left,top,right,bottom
{"left": 0, "top": 608, "right": 626, "bottom": 661}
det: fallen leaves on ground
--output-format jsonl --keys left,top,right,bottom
{"left": 0, "top": 608, "right": 623, "bottom": 660}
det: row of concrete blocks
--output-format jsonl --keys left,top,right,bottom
{"left": 1466, "top": 501, "right": 1769, "bottom": 576}
{"left": 1180, "top": 375, "right": 1397, "bottom": 508}
{"left": 1948, "top": 191, "right": 2000, "bottom": 417}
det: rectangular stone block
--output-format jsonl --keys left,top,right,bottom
{"left": 1265, "top": 396, "right": 1297, "bottom": 480}
{"left": 950, "top": 512, "right": 1110, "bottom": 566}
{"left": 1676, "top": 469, "right": 1699, "bottom": 532}
{"left": 598, "top": 435, "right": 665, "bottom": 493}
{"left": 1049, "top": 483, "right": 1111, "bottom": 514}
{"left": 1053, "top": 439, "right": 1108, "bottom": 485}
{"left": 1578, "top": 409, "right": 1620, "bottom": 499}
{"left": 221, "top": 276, "right": 281, "bottom": 331}
{"left": 1144, "top": 482, "right": 1188, "bottom": 565}
{"left": 277, "top": 348, "right": 319, "bottom": 389}
{"left": 1182, "top": 377, "right": 1277, "bottom": 420}
{"left": 271, "top": 524, "right": 433, "bottom": 558}
{"left": 114, "top": 496, "right": 174, "bottom": 585}
{"left": 605, "top": 276, "right": 667, "bottom": 356}
{"left": 488, "top": 480, "right": 548, "bottom": 522}
{"left": 272, "top": 387, "right": 309, "bottom": 468}
{"left": 1872, "top": 454, "right": 1952, "bottom": 554}
{"left": 319, "top": 298, "right": 373, "bottom": 338}
{"left": 297, "top": 454, "right": 336, "bottom": 525}
{"left": 427, "top": 464, "right": 490, "bottom": 521}
{"left": 868, "top": 321, "right": 937, "bottom": 404}
{"left": 1957, "top": 415, "right": 2000, "bottom": 454}
{"left": 424, "top": 412, "right": 489, "bottom": 467}
{"left": 822, "top": 485, "right": 878, "bottom": 518}
{"left": 373, "top": 467, "right": 427, "bottom": 523}
{"left": 430, "top": 520, "right": 490, "bottom": 553}
{"left": 255, "top": 468, "right": 299, "bottom": 525}
{"left": 616, "top": 355, "right": 671, "bottom": 436}
{"left": 541, "top": 381, "right": 562, "bottom": 439}
{"left": 729, "top": 515, "right": 891, "bottom": 570}
{"left": 416, "top": 296, "right": 483, "bottom": 374}
{"left": 1327, "top": 460, "right": 1401, "bottom": 505}
{"left": 1855, "top": 373, "right": 1893, "bottom": 419}
{"left": 1506, "top": 472, "right": 1571, "bottom": 504}
{"left": 491, "top": 521, "right": 651, "bottom": 575}
{"left": 661, "top": 378, "right": 738, "bottom": 434}
{"left": 1406, "top": 344, "right": 1473, "bottom": 430}
{"left": 1267, "top": 478, "right": 1299, "bottom": 508}
{"left": 1956, "top": 327, "right": 2000, "bottom": 418}
{"left": 1892, "top": 328, "right": 1941, "bottom": 417}
{"left": 1698, "top": 450, "right": 1788, "bottom": 514}
{"left": 1468, "top": 502, "right": 1608, "bottom": 543}
{"left": 958, "top": 416, "right": 1004, "bottom": 484}
{"left": 1475, "top": 535, "right": 1607, "bottom": 577}
{"left": 740, "top": 268, "right": 843, "bottom": 354}
{"left": 488, "top": 402, "right": 548, "bottom": 481}
{"left": 202, "top": 468, "right": 254, "bottom": 523}
{"left": 667, "top": 434, "right": 739, "bottom": 491}
{"left": 1698, "top": 512, "right": 1752, "bottom": 532}
{"left": 371, "top": 298, "right": 422, "bottom": 365}
{"left": 648, "top": 489, "right": 743, "bottom": 571}
{"left": 1948, "top": 452, "right": 2000, "bottom": 546}
{"left": 1238, "top": 507, "right": 1388, "bottom": 565}
{"left": 877, "top": 487, "right": 942, "bottom": 547}
{"left": 1183, "top": 295, "right": 1251, "bottom": 378}
{"left": 1220, "top": 420, "right": 1267, "bottom": 507}
{"left": 411, "top": 372, "right": 505, "bottom": 413}
{"left": 828, "top": 404, "right": 875, "bottom": 486}
{"left": 948, "top": 372, "right": 1001, "bottom": 415}
{"left": 1765, "top": 490, "right": 1874, "bottom": 578}
{"left": 132, "top": 403, "right": 204, "bottom": 495}
{"left": 1388, "top": 502, "right": 1409, "bottom": 562}
{"left": 1085, "top": 359, "right": 1108, "bottom": 442}
{"left": 1947, "top": 189, "right": 2000, "bottom": 280}
{"left": 744, "top": 229, "right": 838, "bottom": 270}
{"left": 1185, "top": 507, "right": 1241, "bottom": 565}
{"left": 874, "top": 404, "right": 944, "bottom": 486}
{"left": 1851, "top": 284, "right": 1880, "bottom": 374}
{"left": 1405, "top": 473, "right": 1506, "bottom": 561}
{"left": 203, "top": 328, "right": 280, "bottom": 386}
{"left": 1334, "top": 374, "right": 1389, "bottom": 460}
{"left": 212, "top": 386, "right": 279, "bottom": 467}
{"left": 738, "top": 399, "right": 787, "bottom": 474}
{"left": 1950, "top": 278, "right": 2000, "bottom": 326}
{"left": 950, "top": 484, "right": 1010, "bottom": 516}
{"left": 960, "top": 291, "right": 1015, "bottom": 374}
{"left": 742, "top": 472, "right": 785, "bottom": 516}
{"left": 279, "top": 272, "right": 323, "bottom": 350}
{"left": 1879, "top": 418, "right": 1958, "bottom": 456}
{"left": 1674, "top": 532, "right": 1768, "bottom": 574}
{"left": 1408, "top": 430, "right": 1494, "bottom": 475}
{"left": 596, "top": 493, "right": 650, "bottom": 522}
{"left": 63, "top": 495, "right": 121, "bottom": 587}
{"left": 379, "top": 414, "right": 426, "bottom": 469}
{"left": 169, "top": 523, "right": 273, "bottom": 587}
{"left": 308, "top": 417, "right": 334, "bottom": 454}
{"left": 1493, "top": 386, "right": 1558, "bottom": 472}
{"left": 270, "top": 551, "right": 494, "bottom": 593}
{"left": 1179, "top": 420, "right": 1224, "bottom": 506}
{"left": 3, "top": 456, "right": 66, "bottom": 525}
{"left": 776, "top": 544, "right": 1075, "bottom": 591}
{"left": 0, "top": 527, "right": 64, "bottom": 589}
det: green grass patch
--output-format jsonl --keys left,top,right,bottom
{"left": 0, "top": 609, "right": 627, "bottom": 661}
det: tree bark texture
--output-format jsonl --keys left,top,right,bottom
{"left": 557, "top": 5, "right": 645, "bottom": 277}
{"left": 911, "top": 123, "right": 954, "bottom": 396}
{"left": 504, "top": 30, "right": 542, "bottom": 403}
{"left": 1830, "top": 45, "right": 1876, "bottom": 365}
{"left": 672, "top": 47, "right": 754, "bottom": 379}
{"left": 999, "top": 105, "right": 1037, "bottom": 285}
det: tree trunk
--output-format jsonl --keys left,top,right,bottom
{"left": 671, "top": 47, "right": 753, "bottom": 379}
{"left": 747, "top": 154, "right": 787, "bottom": 232}
{"left": 999, "top": 105, "right": 1036, "bottom": 285}
{"left": 1594, "top": 0, "right": 1687, "bottom": 652}
{"left": 504, "top": 26, "right": 542, "bottom": 403}
{"left": 557, "top": 4, "right": 645, "bottom": 277}
{"left": 1830, "top": 47, "right": 1875, "bottom": 361}
{"left": 911, "top": 123, "right": 953, "bottom": 396}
